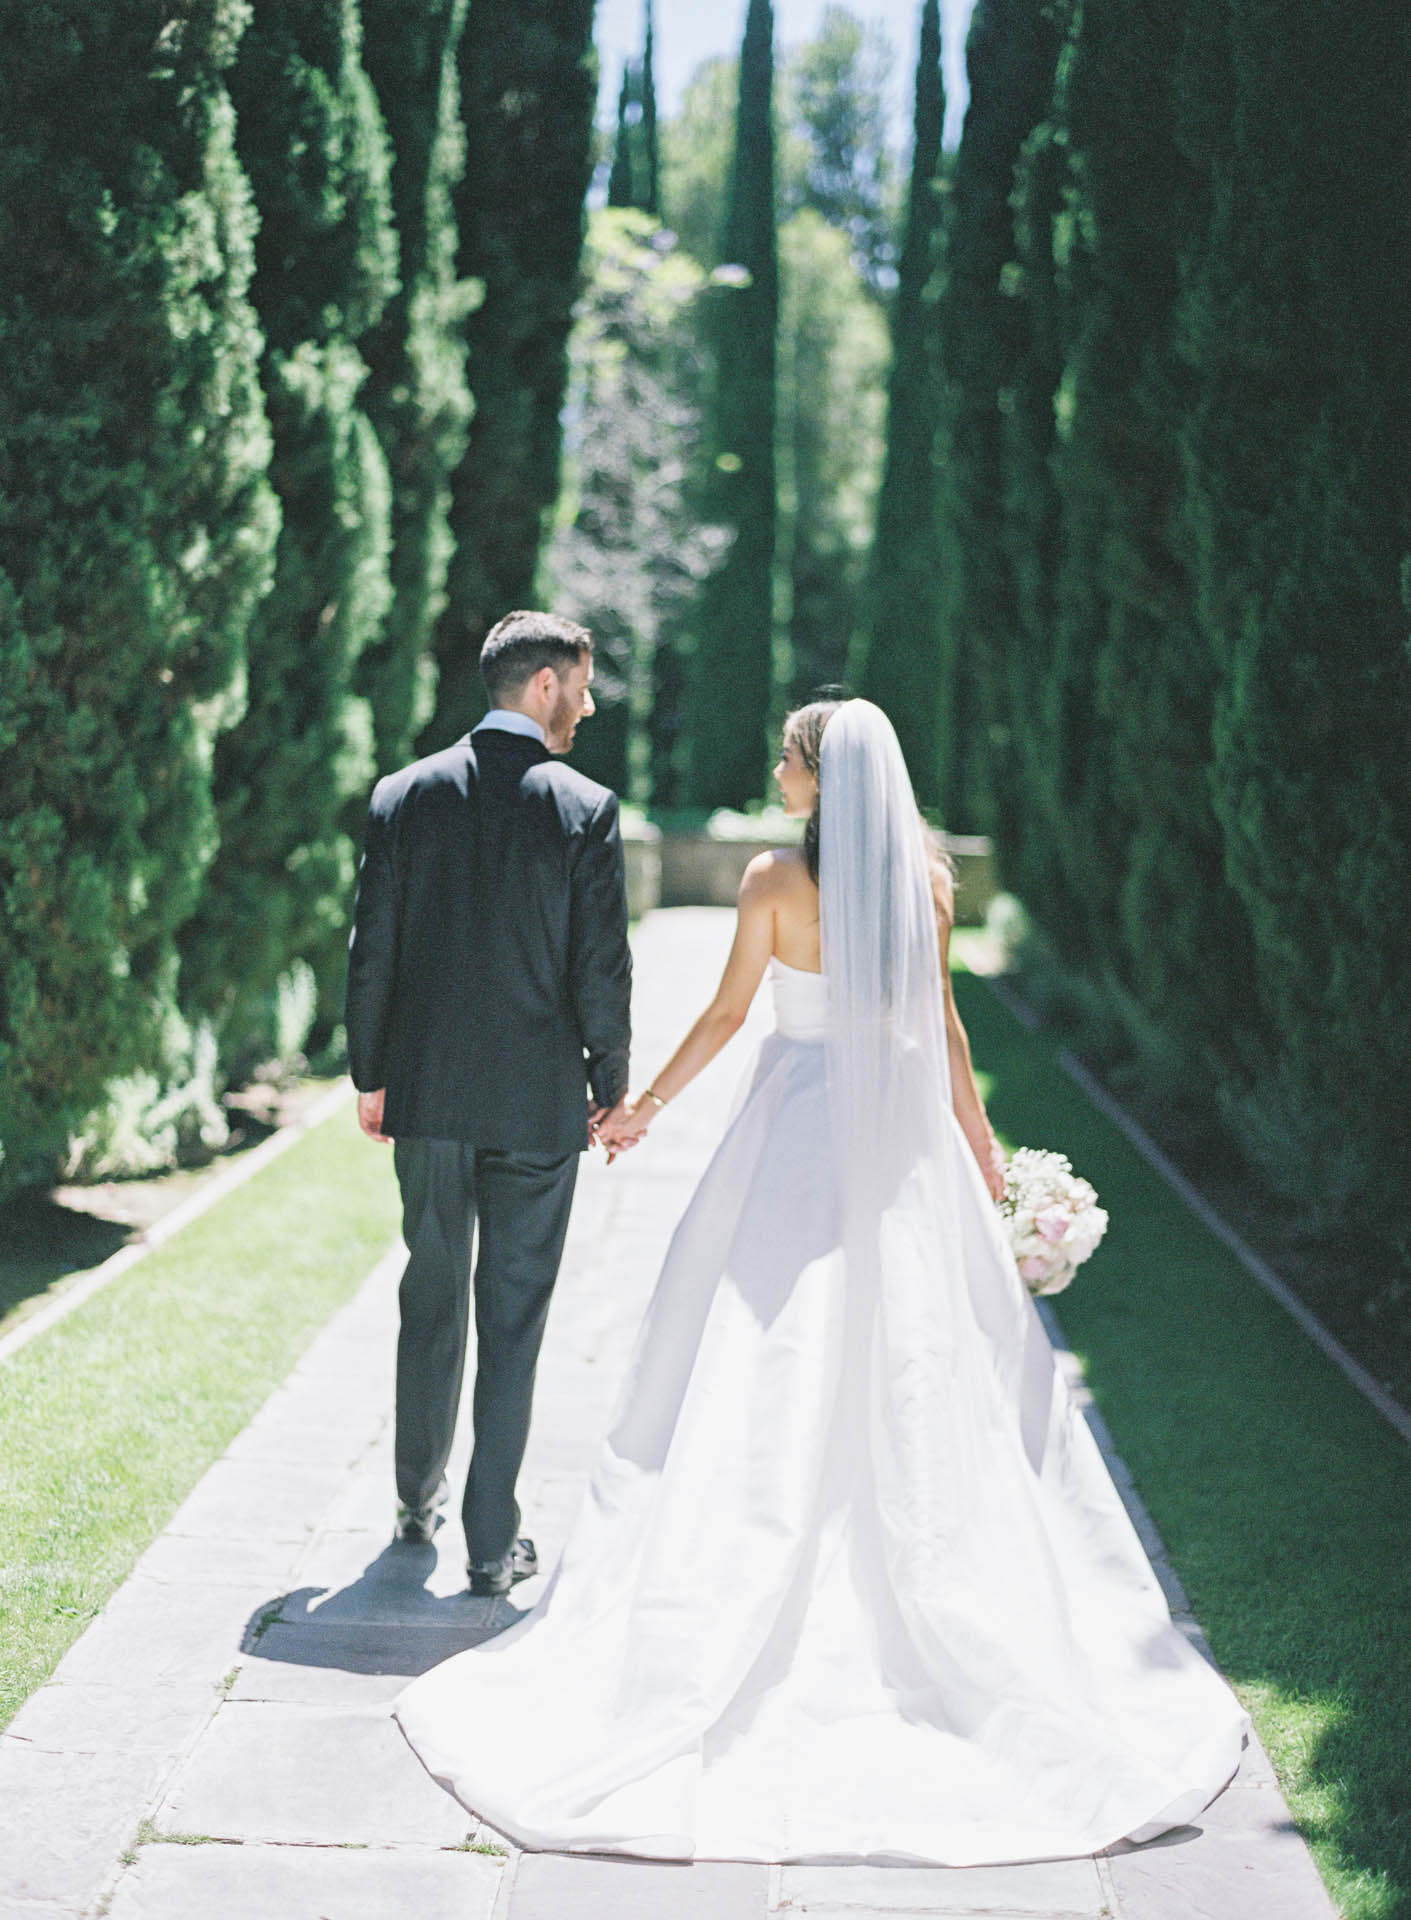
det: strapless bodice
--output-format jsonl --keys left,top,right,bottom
{"left": 770, "top": 956, "right": 828, "bottom": 1040}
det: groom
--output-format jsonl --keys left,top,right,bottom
{"left": 345, "top": 611, "right": 632, "bottom": 1595}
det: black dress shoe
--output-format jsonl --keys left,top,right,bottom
{"left": 395, "top": 1475, "right": 449, "bottom": 1545}
{"left": 467, "top": 1536, "right": 538, "bottom": 1596}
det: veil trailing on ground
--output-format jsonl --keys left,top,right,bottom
{"left": 820, "top": 701, "right": 1125, "bottom": 1690}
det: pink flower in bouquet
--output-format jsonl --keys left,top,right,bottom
{"left": 1035, "top": 1205, "right": 1070, "bottom": 1244}
{"left": 998, "top": 1147, "right": 1108, "bottom": 1296}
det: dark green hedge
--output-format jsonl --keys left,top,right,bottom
{"left": 931, "top": 0, "right": 1411, "bottom": 1242}
{"left": 180, "top": 0, "right": 399, "bottom": 1060}
{"left": 0, "top": 1, "right": 278, "bottom": 1186}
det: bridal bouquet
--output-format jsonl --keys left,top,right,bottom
{"left": 998, "top": 1148, "right": 1109, "bottom": 1296}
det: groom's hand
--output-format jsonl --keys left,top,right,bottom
{"left": 592, "top": 1096, "right": 641, "bottom": 1164}
{"left": 357, "top": 1088, "right": 391, "bottom": 1144}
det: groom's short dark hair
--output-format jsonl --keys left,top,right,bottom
{"left": 480, "top": 610, "right": 592, "bottom": 705}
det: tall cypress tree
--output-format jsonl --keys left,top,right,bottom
{"left": 1176, "top": 0, "right": 1411, "bottom": 1224}
{"left": 936, "top": 0, "right": 1063, "bottom": 849}
{"left": 0, "top": 2, "right": 277, "bottom": 1184}
{"left": 642, "top": 0, "right": 660, "bottom": 217}
{"left": 608, "top": 63, "right": 638, "bottom": 209}
{"left": 359, "top": 0, "right": 475, "bottom": 772}
{"left": 1057, "top": 0, "right": 1263, "bottom": 1094}
{"left": 184, "top": 0, "right": 400, "bottom": 1060}
{"left": 431, "top": 1, "right": 599, "bottom": 747}
{"left": 999, "top": 111, "right": 1072, "bottom": 929}
{"left": 853, "top": 0, "right": 944, "bottom": 804}
{"left": 1029, "top": 0, "right": 1133, "bottom": 977}
{"left": 683, "top": 0, "right": 779, "bottom": 809}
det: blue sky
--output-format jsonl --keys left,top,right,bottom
{"left": 594, "top": 0, "right": 979, "bottom": 153}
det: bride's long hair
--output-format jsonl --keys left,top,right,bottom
{"left": 783, "top": 699, "right": 956, "bottom": 895}
{"left": 782, "top": 700, "right": 840, "bottom": 883}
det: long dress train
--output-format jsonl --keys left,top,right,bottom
{"left": 394, "top": 952, "right": 1250, "bottom": 1865}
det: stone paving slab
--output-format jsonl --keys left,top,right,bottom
{"left": 105, "top": 1842, "right": 503, "bottom": 1920}
{"left": 0, "top": 1738, "right": 184, "bottom": 1914}
{"left": 0, "top": 910, "right": 1340, "bottom": 1919}
{"left": 508, "top": 1855, "right": 770, "bottom": 1918}
{"left": 155, "top": 1701, "right": 470, "bottom": 1848}
{"left": 1103, "top": 1775, "right": 1334, "bottom": 1920}
{"left": 160, "top": 1451, "right": 353, "bottom": 1544}
{"left": 776, "top": 1859, "right": 1108, "bottom": 1916}
{"left": 0, "top": 1678, "right": 215, "bottom": 1759}
{"left": 49, "top": 1577, "right": 276, "bottom": 1691}
{"left": 131, "top": 1526, "right": 311, "bottom": 1589}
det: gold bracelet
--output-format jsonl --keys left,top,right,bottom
{"left": 642, "top": 1086, "right": 667, "bottom": 1108}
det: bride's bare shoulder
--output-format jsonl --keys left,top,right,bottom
{"left": 740, "top": 844, "right": 812, "bottom": 897}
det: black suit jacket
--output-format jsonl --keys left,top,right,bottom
{"left": 345, "top": 728, "right": 632, "bottom": 1153}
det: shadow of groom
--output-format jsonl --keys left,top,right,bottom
{"left": 238, "top": 1539, "right": 529, "bottom": 1679}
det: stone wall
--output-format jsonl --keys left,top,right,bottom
{"left": 622, "top": 825, "right": 998, "bottom": 926}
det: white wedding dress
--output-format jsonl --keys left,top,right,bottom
{"left": 395, "top": 704, "right": 1250, "bottom": 1865}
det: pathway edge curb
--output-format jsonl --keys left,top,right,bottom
{"left": 0, "top": 1082, "right": 357, "bottom": 1366}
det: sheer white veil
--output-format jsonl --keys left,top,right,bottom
{"left": 818, "top": 699, "right": 1043, "bottom": 1642}
{"left": 817, "top": 697, "right": 957, "bottom": 1269}
{"left": 817, "top": 698, "right": 954, "bottom": 1185}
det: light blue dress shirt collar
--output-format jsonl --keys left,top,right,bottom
{"left": 472, "top": 708, "right": 547, "bottom": 745}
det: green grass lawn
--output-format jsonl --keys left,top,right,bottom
{"left": 953, "top": 964, "right": 1411, "bottom": 1920}
{"left": 0, "top": 1104, "right": 400, "bottom": 1729}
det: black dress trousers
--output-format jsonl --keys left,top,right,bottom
{"left": 393, "top": 1138, "right": 579, "bottom": 1566}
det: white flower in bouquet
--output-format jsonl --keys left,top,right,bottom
{"left": 997, "top": 1148, "right": 1108, "bottom": 1296}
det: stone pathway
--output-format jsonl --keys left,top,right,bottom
{"left": 0, "top": 910, "right": 1337, "bottom": 1920}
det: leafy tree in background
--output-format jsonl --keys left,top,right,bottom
{"left": 659, "top": 56, "right": 737, "bottom": 272}
{"left": 778, "top": 212, "right": 889, "bottom": 704}
{"left": 1175, "top": 0, "right": 1411, "bottom": 1228}
{"left": 543, "top": 211, "right": 712, "bottom": 799}
{"left": 0, "top": 1, "right": 278, "bottom": 1188}
{"left": 432, "top": 0, "right": 599, "bottom": 747}
{"left": 359, "top": 0, "right": 475, "bottom": 774}
{"left": 935, "top": 0, "right": 1063, "bottom": 852}
{"left": 683, "top": 0, "right": 779, "bottom": 809}
{"left": 783, "top": 6, "right": 896, "bottom": 295}
{"left": 184, "top": 0, "right": 399, "bottom": 1064}
{"left": 663, "top": 10, "right": 895, "bottom": 287}
{"left": 853, "top": 0, "right": 945, "bottom": 806}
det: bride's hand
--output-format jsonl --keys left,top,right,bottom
{"left": 618, "top": 1092, "right": 661, "bottom": 1141}
{"left": 597, "top": 1092, "right": 659, "bottom": 1163}
{"left": 973, "top": 1130, "right": 1007, "bottom": 1204}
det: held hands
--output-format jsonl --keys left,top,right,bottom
{"left": 589, "top": 1091, "right": 661, "bottom": 1164}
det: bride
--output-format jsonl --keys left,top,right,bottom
{"left": 394, "top": 697, "right": 1250, "bottom": 1865}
